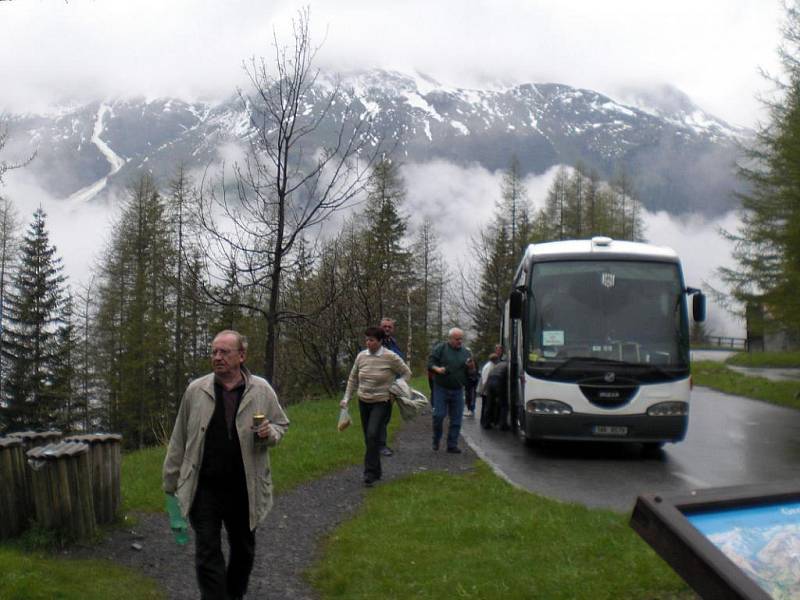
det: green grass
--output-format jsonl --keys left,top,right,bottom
{"left": 309, "top": 463, "right": 690, "bottom": 600}
{"left": 726, "top": 350, "right": 800, "bottom": 368}
{"left": 120, "top": 391, "right": 386, "bottom": 512}
{"left": 0, "top": 547, "right": 163, "bottom": 600}
{"left": 693, "top": 360, "right": 800, "bottom": 410}
{"left": 6, "top": 376, "right": 694, "bottom": 599}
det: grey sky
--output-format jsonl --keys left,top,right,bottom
{"left": 0, "top": 0, "right": 785, "bottom": 127}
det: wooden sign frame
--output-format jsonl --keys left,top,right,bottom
{"left": 630, "top": 482, "right": 800, "bottom": 600}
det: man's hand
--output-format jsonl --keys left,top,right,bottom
{"left": 432, "top": 366, "right": 446, "bottom": 375}
{"left": 339, "top": 398, "right": 349, "bottom": 409}
{"left": 256, "top": 419, "right": 272, "bottom": 439}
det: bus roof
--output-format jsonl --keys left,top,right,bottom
{"left": 521, "top": 237, "right": 679, "bottom": 266}
{"left": 512, "top": 238, "right": 681, "bottom": 286}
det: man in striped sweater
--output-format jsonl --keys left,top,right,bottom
{"left": 340, "top": 327, "right": 412, "bottom": 486}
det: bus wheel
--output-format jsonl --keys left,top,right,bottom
{"left": 642, "top": 442, "right": 665, "bottom": 457}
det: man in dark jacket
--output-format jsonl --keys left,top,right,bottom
{"left": 427, "top": 327, "right": 472, "bottom": 453}
{"left": 486, "top": 358, "right": 510, "bottom": 430}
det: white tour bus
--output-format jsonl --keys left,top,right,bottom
{"left": 503, "top": 236, "right": 706, "bottom": 449}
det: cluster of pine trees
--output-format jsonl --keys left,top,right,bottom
{"left": 466, "top": 160, "right": 645, "bottom": 360}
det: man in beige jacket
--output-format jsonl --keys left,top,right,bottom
{"left": 163, "top": 330, "right": 289, "bottom": 600}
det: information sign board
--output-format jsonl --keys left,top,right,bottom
{"left": 630, "top": 483, "right": 800, "bottom": 600}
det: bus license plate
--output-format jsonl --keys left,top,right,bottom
{"left": 592, "top": 425, "right": 628, "bottom": 436}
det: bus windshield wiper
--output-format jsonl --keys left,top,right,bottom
{"left": 543, "top": 356, "right": 628, "bottom": 377}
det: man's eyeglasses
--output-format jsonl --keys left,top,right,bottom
{"left": 211, "top": 348, "right": 238, "bottom": 357}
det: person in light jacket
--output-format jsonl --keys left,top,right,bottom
{"left": 163, "top": 330, "right": 289, "bottom": 600}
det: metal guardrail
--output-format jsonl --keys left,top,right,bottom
{"left": 704, "top": 336, "right": 748, "bottom": 350}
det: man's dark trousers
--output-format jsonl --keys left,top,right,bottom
{"left": 190, "top": 482, "right": 255, "bottom": 600}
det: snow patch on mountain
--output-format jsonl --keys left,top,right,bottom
{"left": 66, "top": 103, "right": 126, "bottom": 205}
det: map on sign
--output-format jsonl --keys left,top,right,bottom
{"left": 686, "top": 502, "right": 800, "bottom": 600}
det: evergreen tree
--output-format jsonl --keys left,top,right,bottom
{"left": 359, "top": 158, "right": 412, "bottom": 324}
{"left": 95, "top": 175, "right": 174, "bottom": 447}
{"left": 470, "top": 158, "right": 539, "bottom": 359}
{"left": 51, "top": 290, "right": 78, "bottom": 431}
{"left": 720, "top": 2, "right": 800, "bottom": 335}
{"left": 2, "top": 208, "right": 67, "bottom": 429}
{"left": 0, "top": 195, "right": 19, "bottom": 407}
{"left": 539, "top": 165, "right": 644, "bottom": 242}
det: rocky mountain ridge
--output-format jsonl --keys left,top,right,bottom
{"left": 4, "top": 70, "right": 749, "bottom": 216}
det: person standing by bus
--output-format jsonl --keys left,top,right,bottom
{"left": 428, "top": 327, "right": 472, "bottom": 453}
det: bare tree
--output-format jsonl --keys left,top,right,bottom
{"left": 196, "top": 8, "right": 386, "bottom": 382}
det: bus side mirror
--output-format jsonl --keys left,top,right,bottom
{"left": 692, "top": 292, "right": 706, "bottom": 322}
{"left": 509, "top": 290, "right": 523, "bottom": 320}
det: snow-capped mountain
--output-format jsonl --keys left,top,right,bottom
{"left": 4, "top": 70, "right": 749, "bottom": 216}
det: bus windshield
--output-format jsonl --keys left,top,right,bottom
{"left": 526, "top": 260, "right": 689, "bottom": 375}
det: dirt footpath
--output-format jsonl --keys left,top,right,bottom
{"left": 67, "top": 414, "right": 477, "bottom": 599}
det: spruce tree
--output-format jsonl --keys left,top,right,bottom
{"left": 2, "top": 208, "right": 67, "bottom": 429}
{"left": 359, "top": 158, "right": 412, "bottom": 324}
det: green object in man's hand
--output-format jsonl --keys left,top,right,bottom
{"left": 165, "top": 493, "right": 189, "bottom": 545}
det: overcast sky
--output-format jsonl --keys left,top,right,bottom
{"left": 1, "top": 0, "right": 780, "bottom": 336}
{"left": 0, "top": 0, "right": 786, "bottom": 128}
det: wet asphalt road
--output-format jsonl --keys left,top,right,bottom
{"left": 461, "top": 385, "right": 800, "bottom": 513}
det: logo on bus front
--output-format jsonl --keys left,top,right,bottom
{"left": 601, "top": 272, "right": 615, "bottom": 288}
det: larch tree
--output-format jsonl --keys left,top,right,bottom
{"left": 720, "top": 2, "right": 800, "bottom": 336}
{"left": 95, "top": 174, "right": 175, "bottom": 447}
{"left": 196, "top": 7, "right": 386, "bottom": 384}
{"left": 0, "top": 196, "right": 19, "bottom": 406}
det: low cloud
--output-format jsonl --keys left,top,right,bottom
{"left": 4, "top": 169, "right": 119, "bottom": 287}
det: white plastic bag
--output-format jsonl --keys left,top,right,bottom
{"left": 337, "top": 407, "right": 352, "bottom": 431}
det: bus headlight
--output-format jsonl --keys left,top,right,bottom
{"left": 646, "top": 402, "right": 688, "bottom": 417}
{"left": 528, "top": 399, "right": 573, "bottom": 415}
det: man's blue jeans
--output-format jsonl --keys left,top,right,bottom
{"left": 432, "top": 383, "right": 464, "bottom": 449}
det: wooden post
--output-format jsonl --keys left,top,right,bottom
{"left": 63, "top": 434, "right": 123, "bottom": 525}
{"left": 26, "top": 442, "right": 96, "bottom": 542}
{"left": 0, "top": 437, "right": 30, "bottom": 539}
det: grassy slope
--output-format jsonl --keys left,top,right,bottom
{"left": 692, "top": 360, "right": 800, "bottom": 410}
{"left": 725, "top": 350, "right": 800, "bottom": 368}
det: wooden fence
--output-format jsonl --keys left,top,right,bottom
{"left": 0, "top": 437, "right": 30, "bottom": 540}
{"left": 64, "top": 434, "right": 122, "bottom": 525}
{"left": 0, "top": 431, "right": 123, "bottom": 542}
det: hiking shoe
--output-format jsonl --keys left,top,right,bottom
{"left": 446, "top": 447, "right": 462, "bottom": 454}
{"left": 364, "top": 477, "right": 376, "bottom": 487}
{"left": 380, "top": 446, "right": 394, "bottom": 457}
{"left": 432, "top": 440, "right": 440, "bottom": 451}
